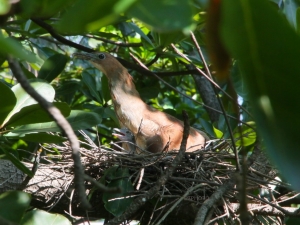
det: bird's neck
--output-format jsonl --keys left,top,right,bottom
{"left": 108, "top": 70, "right": 146, "bottom": 132}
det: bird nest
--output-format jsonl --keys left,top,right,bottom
{"left": 17, "top": 130, "right": 297, "bottom": 225}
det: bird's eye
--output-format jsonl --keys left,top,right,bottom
{"left": 98, "top": 53, "right": 106, "bottom": 60}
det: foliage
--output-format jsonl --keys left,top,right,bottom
{"left": 0, "top": 0, "right": 299, "bottom": 223}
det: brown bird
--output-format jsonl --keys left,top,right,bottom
{"left": 73, "top": 52, "right": 209, "bottom": 153}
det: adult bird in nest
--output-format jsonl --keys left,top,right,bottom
{"left": 73, "top": 52, "right": 209, "bottom": 153}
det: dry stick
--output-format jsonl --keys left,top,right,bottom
{"left": 247, "top": 193, "right": 300, "bottom": 217}
{"left": 107, "top": 110, "right": 191, "bottom": 225}
{"left": 193, "top": 179, "right": 235, "bottom": 225}
{"left": 7, "top": 56, "right": 91, "bottom": 209}
{"left": 156, "top": 183, "right": 207, "bottom": 225}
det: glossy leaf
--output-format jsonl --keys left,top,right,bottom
{"left": 127, "top": 0, "right": 194, "bottom": 32}
{"left": 6, "top": 102, "right": 71, "bottom": 128}
{"left": 38, "top": 54, "right": 68, "bottom": 82}
{"left": 7, "top": 110, "right": 102, "bottom": 135}
{"left": 82, "top": 71, "right": 103, "bottom": 103}
{"left": 102, "top": 166, "right": 134, "bottom": 217}
{"left": 221, "top": 0, "right": 300, "bottom": 189}
{"left": 19, "top": 0, "right": 74, "bottom": 18}
{"left": 19, "top": 133, "right": 66, "bottom": 143}
{"left": 56, "top": 0, "right": 137, "bottom": 33}
{"left": 0, "top": 81, "right": 16, "bottom": 126}
{"left": 1, "top": 80, "right": 55, "bottom": 128}
{"left": 0, "top": 191, "right": 31, "bottom": 224}
{"left": 0, "top": 34, "right": 36, "bottom": 62}
{"left": 213, "top": 126, "right": 223, "bottom": 139}
{"left": 21, "top": 209, "right": 71, "bottom": 225}
{"left": 233, "top": 122, "right": 256, "bottom": 147}
{"left": 0, "top": 0, "right": 10, "bottom": 15}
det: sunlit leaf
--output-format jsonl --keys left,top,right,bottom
{"left": 21, "top": 209, "right": 71, "bottom": 225}
{"left": 7, "top": 110, "right": 102, "bottom": 135}
{"left": 1, "top": 80, "right": 55, "bottom": 128}
{"left": 0, "top": 81, "right": 16, "bottom": 126}
{"left": 56, "top": 0, "right": 137, "bottom": 33}
{"left": 0, "top": 191, "right": 31, "bottom": 223}
{"left": 6, "top": 102, "right": 71, "bottom": 128}
{"left": 0, "top": 34, "right": 36, "bottom": 62}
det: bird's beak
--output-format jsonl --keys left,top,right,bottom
{"left": 73, "top": 52, "right": 97, "bottom": 61}
{"left": 112, "top": 128, "right": 125, "bottom": 138}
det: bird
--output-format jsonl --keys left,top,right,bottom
{"left": 112, "top": 127, "right": 136, "bottom": 153}
{"left": 73, "top": 52, "right": 209, "bottom": 153}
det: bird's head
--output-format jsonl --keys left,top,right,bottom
{"left": 73, "top": 52, "right": 126, "bottom": 78}
{"left": 112, "top": 128, "right": 135, "bottom": 142}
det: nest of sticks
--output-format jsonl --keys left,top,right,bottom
{"left": 16, "top": 126, "right": 298, "bottom": 225}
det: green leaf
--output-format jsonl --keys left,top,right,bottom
{"left": 0, "top": 0, "right": 11, "bottom": 15}
{"left": 0, "top": 147, "right": 33, "bottom": 176}
{"left": 20, "top": 64, "right": 36, "bottom": 79}
{"left": 233, "top": 122, "right": 256, "bottom": 147}
{"left": 6, "top": 102, "right": 71, "bottom": 128}
{"left": 0, "top": 81, "right": 16, "bottom": 126}
{"left": 126, "top": 22, "right": 154, "bottom": 47}
{"left": 0, "top": 191, "right": 31, "bottom": 223}
{"left": 221, "top": 0, "right": 300, "bottom": 190}
{"left": 82, "top": 71, "right": 103, "bottom": 103}
{"left": 0, "top": 34, "right": 36, "bottom": 62}
{"left": 56, "top": 0, "right": 137, "bottom": 34}
{"left": 101, "top": 75, "right": 111, "bottom": 103}
{"left": 7, "top": 110, "right": 102, "bottom": 135}
{"left": 19, "top": 133, "right": 66, "bottom": 143}
{"left": 127, "top": 0, "right": 194, "bottom": 32}
{"left": 21, "top": 209, "right": 71, "bottom": 225}
{"left": 38, "top": 54, "right": 68, "bottom": 82}
{"left": 1, "top": 80, "right": 55, "bottom": 128}
{"left": 213, "top": 126, "right": 223, "bottom": 139}
{"left": 19, "top": 0, "right": 74, "bottom": 18}
{"left": 102, "top": 166, "right": 134, "bottom": 217}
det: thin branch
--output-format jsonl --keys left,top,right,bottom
{"left": 7, "top": 56, "right": 91, "bottom": 209}
{"left": 31, "top": 18, "right": 94, "bottom": 53}
{"left": 194, "top": 179, "right": 235, "bottom": 225}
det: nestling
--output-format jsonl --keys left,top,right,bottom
{"left": 73, "top": 52, "right": 209, "bottom": 153}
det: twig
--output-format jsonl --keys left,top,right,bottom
{"left": 7, "top": 56, "right": 91, "bottom": 209}
{"left": 194, "top": 179, "right": 235, "bottom": 225}
{"left": 156, "top": 183, "right": 207, "bottom": 225}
